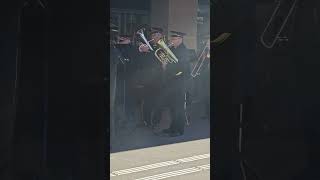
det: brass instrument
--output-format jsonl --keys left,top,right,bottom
{"left": 190, "top": 33, "right": 231, "bottom": 77}
{"left": 136, "top": 28, "right": 179, "bottom": 64}
{"left": 154, "top": 38, "right": 179, "bottom": 64}
{"left": 136, "top": 28, "right": 154, "bottom": 51}
{"left": 190, "top": 39, "right": 210, "bottom": 78}
{"left": 260, "top": 0, "right": 298, "bottom": 48}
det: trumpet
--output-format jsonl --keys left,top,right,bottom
{"left": 191, "top": 39, "right": 210, "bottom": 78}
{"left": 154, "top": 39, "right": 179, "bottom": 64}
{"left": 260, "top": 0, "right": 298, "bottom": 48}
{"left": 136, "top": 28, "right": 154, "bottom": 51}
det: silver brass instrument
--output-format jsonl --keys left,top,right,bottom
{"left": 260, "top": 0, "right": 298, "bottom": 48}
{"left": 154, "top": 38, "right": 179, "bottom": 64}
{"left": 137, "top": 28, "right": 154, "bottom": 51}
{"left": 190, "top": 32, "right": 231, "bottom": 77}
{"left": 136, "top": 28, "right": 178, "bottom": 64}
{"left": 191, "top": 39, "right": 210, "bottom": 78}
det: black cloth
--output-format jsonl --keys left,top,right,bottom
{"left": 120, "top": 45, "right": 144, "bottom": 124}
{"left": 163, "top": 43, "right": 190, "bottom": 85}
{"left": 116, "top": 44, "right": 141, "bottom": 124}
{"left": 114, "top": 44, "right": 162, "bottom": 126}
{"left": 137, "top": 48, "right": 164, "bottom": 125}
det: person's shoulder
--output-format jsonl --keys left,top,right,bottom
{"left": 110, "top": 47, "right": 120, "bottom": 54}
{"left": 186, "top": 48, "right": 195, "bottom": 54}
{"left": 177, "top": 44, "right": 188, "bottom": 51}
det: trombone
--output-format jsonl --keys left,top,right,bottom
{"left": 190, "top": 32, "right": 231, "bottom": 78}
{"left": 260, "top": 0, "right": 299, "bottom": 48}
{"left": 191, "top": 39, "right": 210, "bottom": 78}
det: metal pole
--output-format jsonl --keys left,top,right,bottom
{"left": 123, "top": 64, "right": 126, "bottom": 116}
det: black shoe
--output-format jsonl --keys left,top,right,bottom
{"left": 154, "top": 131, "right": 170, "bottom": 137}
{"left": 144, "top": 121, "right": 151, "bottom": 127}
{"left": 169, "top": 131, "right": 183, "bottom": 137}
{"left": 162, "top": 128, "right": 173, "bottom": 134}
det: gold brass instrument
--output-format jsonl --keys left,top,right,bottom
{"left": 136, "top": 28, "right": 179, "bottom": 64}
{"left": 260, "top": 0, "right": 298, "bottom": 48}
{"left": 191, "top": 39, "right": 210, "bottom": 78}
{"left": 154, "top": 38, "right": 179, "bottom": 64}
{"left": 137, "top": 28, "right": 154, "bottom": 51}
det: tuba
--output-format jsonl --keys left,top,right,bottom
{"left": 260, "top": 0, "right": 299, "bottom": 48}
{"left": 154, "top": 38, "right": 179, "bottom": 64}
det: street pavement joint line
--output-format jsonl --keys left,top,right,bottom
{"left": 136, "top": 168, "right": 201, "bottom": 180}
{"left": 175, "top": 154, "right": 210, "bottom": 163}
{"left": 110, "top": 153, "right": 210, "bottom": 177}
{"left": 134, "top": 164, "right": 210, "bottom": 180}
{"left": 112, "top": 161, "right": 180, "bottom": 176}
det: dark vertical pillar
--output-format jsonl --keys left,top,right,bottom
{"left": 46, "top": 0, "right": 107, "bottom": 179}
{"left": 212, "top": 0, "right": 256, "bottom": 179}
{"left": 292, "top": 0, "right": 320, "bottom": 178}
{"left": 11, "top": 3, "right": 48, "bottom": 179}
{"left": 0, "top": 0, "right": 23, "bottom": 179}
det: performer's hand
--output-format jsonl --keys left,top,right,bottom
{"left": 118, "top": 37, "right": 131, "bottom": 44}
{"left": 139, "top": 44, "right": 150, "bottom": 52}
{"left": 161, "top": 62, "right": 167, "bottom": 70}
{"left": 118, "top": 39, "right": 131, "bottom": 44}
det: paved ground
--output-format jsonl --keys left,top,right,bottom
{"left": 110, "top": 99, "right": 211, "bottom": 180}
{"left": 110, "top": 138, "right": 210, "bottom": 180}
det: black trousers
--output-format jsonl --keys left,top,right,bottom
{"left": 143, "top": 84, "right": 161, "bottom": 126}
{"left": 153, "top": 80, "right": 186, "bottom": 133}
{"left": 125, "top": 84, "right": 142, "bottom": 124}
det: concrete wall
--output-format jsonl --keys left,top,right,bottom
{"left": 150, "top": 0, "right": 169, "bottom": 34}
{"left": 150, "top": 0, "right": 198, "bottom": 50}
{"left": 168, "top": 0, "right": 198, "bottom": 50}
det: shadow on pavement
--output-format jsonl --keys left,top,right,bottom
{"left": 110, "top": 117, "right": 210, "bottom": 153}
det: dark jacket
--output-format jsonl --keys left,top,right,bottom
{"left": 137, "top": 48, "right": 163, "bottom": 90}
{"left": 164, "top": 43, "right": 190, "bottom": 88}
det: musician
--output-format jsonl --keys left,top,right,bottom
{"left": 138, "top": 27, "right": 165, "bottom": 127}
{"left": 156, "top": 31, "right": 190, "bottom": 137}
{"left": 117, "top": 34, "right": 144, "bottom": 130}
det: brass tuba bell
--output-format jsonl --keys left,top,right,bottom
{"left": 154, "top": 38, "right": 179, "bottom": 64}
